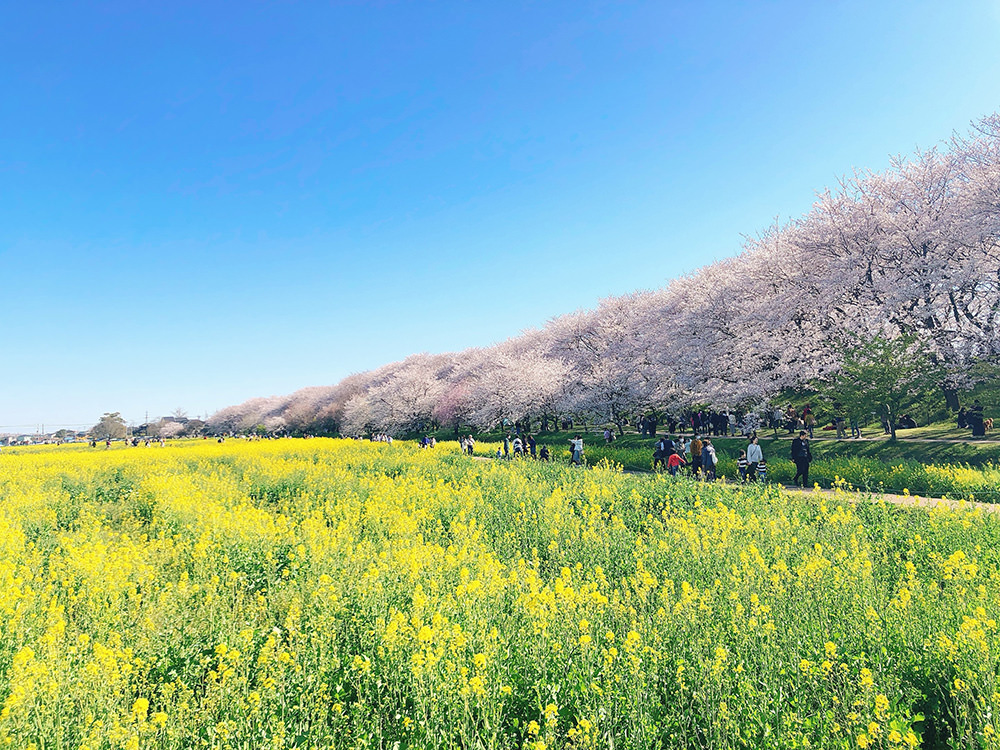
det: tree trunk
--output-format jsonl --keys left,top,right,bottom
{"left": 886, "top": 404, "right": 896, "bottom": 441}
{"left": 942, "top": 386, "right": 960, "bottom": 412}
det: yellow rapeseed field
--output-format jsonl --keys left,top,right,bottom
{"left": 0, "top": 439, "right": 998, "bottom": 749}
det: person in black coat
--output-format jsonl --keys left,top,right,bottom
{"left": 791, "top": 431, "right": 812, "bottom": 487}
{"left": 970, "top": 402, "right": 986, "bottom": 438}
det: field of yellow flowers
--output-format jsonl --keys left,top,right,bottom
{"left": 1, "top": 439, "right": 998, "bottom": 749}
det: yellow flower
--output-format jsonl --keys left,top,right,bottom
{"left": 874, "top": 693, "right": 889, "bottom": 717}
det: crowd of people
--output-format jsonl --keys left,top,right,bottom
{"left": 649, "top": 429, "right": 818, "bottom": 487}
{"left": 651, "top": 434, "right": 723, "bottom": 480}
{"left": 479, "top": 433, "right": 560, "bottom": 463}
{"left": 637, "top": 405, "right": 849, "bottom": 441}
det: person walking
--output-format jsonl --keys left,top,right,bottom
{"left": 791, "top": 430, "right": 812, "bottom": 487}
{"left": 746, "top": 436, "right": 763, "bottom": 483}
{"left": 737, "top": 450, "right": 749, "bottom": 482}
{"left": 667, "top": 450, "right": 687, "bottom": 476}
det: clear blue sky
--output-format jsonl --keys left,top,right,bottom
{"left": 2, "top": 1, "right": 999, "bottom": 431}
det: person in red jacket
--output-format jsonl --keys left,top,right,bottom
{"left": 666, "top": 451, "right": 687, "bottom": 477}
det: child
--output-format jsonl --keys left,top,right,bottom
{"left": 737, "top": 450, "right": 749, "bottom": 482}
{"left": 756, "top": 458, "right": 767, "bottom": 482}
{"left": 666, "top": 451, "right": 687, "bottom": 477}
{"left": 495, "top": 447, "right": 502, "bottom": 460}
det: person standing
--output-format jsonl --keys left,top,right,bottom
{"left": 690, "top": 435, "right": 703, "bottom": 477}
{"left": 701, "top": 439, "right": 717, "bottom": 480}
{"left": 653, "top": 437, "right": 668, "bottom": 470}
{"left": 527, "top": 434, "right": 536, "bottom": 458}
{"left": 756, "top": 458, "right": 768, "bottom": 482}
{"left": 833, "top": 402, "right": 847, "bottom": 439}
{"left": 791, "top": 430, "right": 812, "bottom": 487}
{"left": 970, "top": 401, "right": 986, "bottom": 438}
{"left": 503, "top": 435, "right": 511, "bottom": 460}
{"left": 569, "top": 435, "right": 584, "bottom": 466}
{"left": 804, "top": 406, "right": 816, "bottom": 439}
{"left": 746, "top": 436, "right": 763, "bottom": 483}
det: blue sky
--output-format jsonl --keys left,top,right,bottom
{"left": 2, "top": 1, "right": 999, "bottom": 431}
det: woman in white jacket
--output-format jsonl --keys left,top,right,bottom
{"left": 746, "top": 436, "right": 763, "bottom": 482}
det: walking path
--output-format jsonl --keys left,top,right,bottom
{"left": 778, "top": 483, "right": 998, "bottom": 514}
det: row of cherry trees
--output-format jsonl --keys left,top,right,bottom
{"left": 209, "top": 114, "right": 1000, "bottom": 436}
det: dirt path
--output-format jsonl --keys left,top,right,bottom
{"left": 777, "top": 483, "right": 999, "bottom": 513}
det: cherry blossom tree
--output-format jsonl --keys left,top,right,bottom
{"left": 208, "top": 113, "right": 1000, "bottom": 433}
